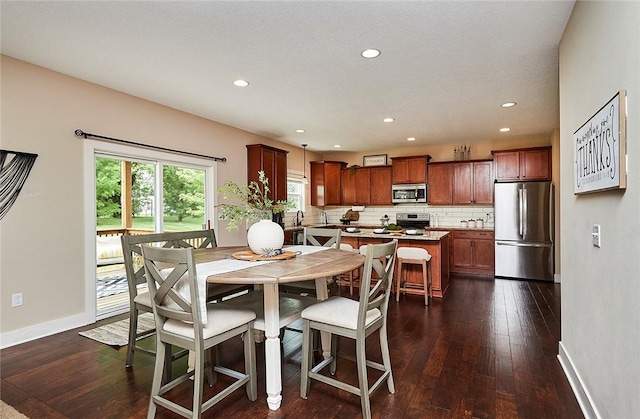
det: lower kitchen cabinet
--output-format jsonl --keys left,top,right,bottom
{"left": 450, "top": 230, "right": 494, "bottom": 276}
{"left": 340, "top": 235, "right": 450, "bottom": 298}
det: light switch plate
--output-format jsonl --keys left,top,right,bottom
{"left": 592, "top": 224, "right": 601, "bottom": 248}
{"left": 12, "top": 293, "right": 23, "bottom": 307}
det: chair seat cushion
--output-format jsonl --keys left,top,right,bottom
{"left": 133, "top": 291, "right": 151, "bottom": 307}
{"left": 301, "top": 297, "right": 381, "bottom": 330}
{"left": 163, "top": 307, "right": 256, "bottom": 339}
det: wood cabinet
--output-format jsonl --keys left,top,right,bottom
{"left": 310, "top": 161, "right": 346, "bottom": 206}
{"left": 369, "top": 166, "right": 392, "bottom": 205}
{"left": 493, "top": 146, "right": 551, "bottom": 181}
{"left": 427, "top": 163, "right": 454, "bottom": 205}
{"left": 428, "top": 160, "right": 492, "bottom": 205}
{"left": 453, "top": 160, "right": 493, "bottom": 205}
{"left": 246, "top": 144, "right": 288, "bottom": 202}
{"left": 341, "top": 166, "right": 392, "bottom": 206}
{"left": 343, "top": 235, "right": 450, "bottom": 298}
{"left": 450, "top": 230, "right": 494, "bottom": 276}
{"left": 341, "top": 169, "right": 356, "bottom": 205}
{"left": 341, "top": 167, "right": 371, "bottom": 205}
{"left": 391, "top": 155, "right": 429, "bottom": 184}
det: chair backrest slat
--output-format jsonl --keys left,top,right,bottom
{"left": 141, "top": 245, "right": 204, "bottom": 331}
{"left": 303, "top": 227, "right": 341, "bottom": 248}
{"left": 121, "top": 229, "right": 217, "bottom": 299}
{"left": 358, "top": 240, "right": 398, "bottom": 325}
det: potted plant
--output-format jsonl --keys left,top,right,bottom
{"left": 217, "top": 171, "right": 294, "bottom": 254}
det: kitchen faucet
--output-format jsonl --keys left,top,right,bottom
{"left": 296, "top": 210, "right": 304, "bottom": 226}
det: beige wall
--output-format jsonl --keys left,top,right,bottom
{"left": 0, "top": 54, "right": 559, "bottom": 347}
{"left": 559, "top": 2, "right": 640, "bottom": 418}
{"left": 0, "top": 56, "right": 313, "bottom": 342}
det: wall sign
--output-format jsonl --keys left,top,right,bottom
{"left": 573, "top": 90, "right": 627, "bottom": 194}
{"left": 363, "top": 154, "right": 388, "bottom": 167}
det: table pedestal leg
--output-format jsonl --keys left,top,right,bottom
{"left": 263, "top": 282, "right": 282, "bottom": 410}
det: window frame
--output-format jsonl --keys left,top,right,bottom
{"left": 286, "top": 174, "right": 306, "bottom": 213}
{"left": 85, "top": 139, "right": 216, "bottom": 321}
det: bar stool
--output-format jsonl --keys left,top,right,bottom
{"left": 395, "top": 247, "right": 432, "bottom": 305}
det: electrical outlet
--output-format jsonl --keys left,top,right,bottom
{"left": 12, "top": 293, "right": 23, "bottom": 307}
{"left": 592, "top": 224, "right": 601, "bottom": 248}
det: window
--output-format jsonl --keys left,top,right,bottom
{"left": 287, "top": 177, "right": 305, "bottom": 212}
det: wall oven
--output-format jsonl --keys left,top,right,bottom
{"left": 392, "top": 183, "right": 427, "bottom": 204}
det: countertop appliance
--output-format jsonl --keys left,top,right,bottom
{"left": 494, "top": 181, "right": 554, "bottom": 281}
{"left": 396, "top": 213, "right": 430, "bottom": 229}
{"left": 392, "top": 183, "right": 427, "bottom": 204}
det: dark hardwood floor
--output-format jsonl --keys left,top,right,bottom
{"left": 1, "top": 276, "right": 583, "bottom": 418}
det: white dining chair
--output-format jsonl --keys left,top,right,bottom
{"left": 300, "top": 240, "right": 398, "bottom": 419}
{"left": 121, "top": 229, "right": 250, "bottom": 375}
{"left": 280, "top": 227, "right": 342, "bottom": 296}
{"left": 141, "top": 245, "right": 257, "bottom": 418}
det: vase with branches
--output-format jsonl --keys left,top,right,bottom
{"left": 217, "top": 171, "right": 294, "bottom": 255}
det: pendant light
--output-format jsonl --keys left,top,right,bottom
{"left": 302, "top": 144, "right": 309, "bottom": 184}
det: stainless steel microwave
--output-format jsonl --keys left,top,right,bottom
{"left": 392, "top": 183, "right": 427, "bottom": 204}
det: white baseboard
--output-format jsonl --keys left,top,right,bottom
{"left": 554, "top": 273, "right": 561, "bottom": 283}
{"left": 558, "top": 341, "right": 599, "bottom": 419}
{"left": 0, "top": 313, "right": 89, "bottom": 349}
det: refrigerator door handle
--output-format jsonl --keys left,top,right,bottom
{"left": 549, "top": 183, "right": 554, "bottom": 241}
{"left": 496, "top": 241, "right": 551, "bottom": 248}
{"left": 518, "top": 188, "right": 524, "bottom": 237}
{"left": 522, "top": 188, "right": 528, "bottom": 238}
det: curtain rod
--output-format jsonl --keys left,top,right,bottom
{"left": 74, "top": 129, "right": 227, "bottom": 162}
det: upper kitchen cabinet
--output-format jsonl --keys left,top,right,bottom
{"left": 246, "top": 144, "right": 288, "bottom": 202}
{"left": 369, "top": 166, "right": 392, "bottom": 205}
{"left": 492, "top": 146, "right": 551, "bottom": 181}
{"left": 453, "top": 160, "right": 493, "bottom": 205}
{"left": 342, "top": 166, "right": 392, "bottom": 206}
{"left": 310, "top": 161, "right": 346, "bottom": 206}
{"left": 427, "top": 163, "right": 454, "bottom": 205}
{"left": 391, "top": 155, "right": 431, "bottom": 184}
{"left": 341, "top": 167, "right": 370, "bottom": 205}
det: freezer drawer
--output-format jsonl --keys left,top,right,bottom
{"left": 495, "top": 241, "right": 554, "bottom": 281}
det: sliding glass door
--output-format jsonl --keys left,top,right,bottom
{"left": 162, "top": 164, "right": 207, "bottom": 231}
{"left": 93, "top": 153, "right": 212, "bottom": 319}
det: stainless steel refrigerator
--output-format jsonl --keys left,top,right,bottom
{"left": 494, "top": 181, "right": 554, "bottom": 281}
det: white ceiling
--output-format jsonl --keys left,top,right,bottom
{"left": 1, "top": 1, "right": 575, "bottom": 153}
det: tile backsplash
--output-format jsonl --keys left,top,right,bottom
{"left": 285, "top": 205, "right": 494, "bottom": 229}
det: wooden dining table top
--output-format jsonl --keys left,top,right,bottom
{"left": 194, "top": 245, "right": 365, "bottom": 285}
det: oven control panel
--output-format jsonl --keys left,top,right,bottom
{"left": 396, "top": 213, "right": 430, "bottom": 222}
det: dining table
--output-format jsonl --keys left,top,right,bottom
{"left": 193, "top": 244, "right": 365, "bottom": 411}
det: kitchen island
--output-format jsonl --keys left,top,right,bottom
{"left": 340, "top": 229, "right": 451, "bottom": 297}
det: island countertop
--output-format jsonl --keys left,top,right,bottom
{"left": 341, "top": 229, "right": 450, "bottom": 241}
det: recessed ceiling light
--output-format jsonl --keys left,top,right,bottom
{"left": 407, "top": 137, "right": 416, "bottom": 142}
{"left": 296, "top": 129, "right": 305, "bottom": 133}
{"left": 233, "top": 79, "right": 249, "bottom": 87}
{"left": 501, "top": 102, "right": 516, "bottom": 108}
{"left": 361, "top": 49, "right": 381, "bottom": 59}
{"left": 383, "top": 117, "right": 395, "bottom": 123}
{"left": 334, "top": 145, "right": 342, "bottom": 148}
{"left": 500, "top": 127, "right": 511, "bottom": 132}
